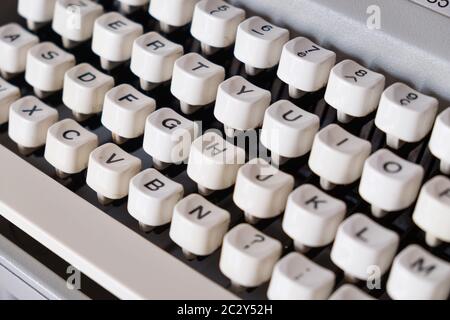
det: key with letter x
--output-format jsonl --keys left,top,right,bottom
{"left": 8, "top": 96, "right": 58, "bottom": 155}
{"left": 86, "top": 143, "right": 141, "bottom": 205}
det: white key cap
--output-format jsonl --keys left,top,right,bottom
{"left": 214, "top": 75, "right": 271, "bottom": 137}
{"left": 234, "top": 16, "right": 289, "bottom": 76}
{"left": 44, "top": 118, "right": 98, "bottom": 176}
{"left": 8, "top": 96, "right": 58, "bottom": 154}
{"left": 325, "top": 59, "right": 385, "bottom": 123}
{"left": 359, "top": 149, "right": 424, "bottom": 218}
{"left": 375, "top": 83, "right": 439, "bottom": 149}
{"left": 91, "top": 12, "right": 143, "bottom": 70}
{"left": 387, "top": 245, "right": 450, "bottom": 300}
{"left": 233, "top": 158, "right": 294, "bottom": 223}
{"left": 117, "top": 0, "right": 149, "bottom": 14}
{"left": 282, "top": 184, "right": 346, "bottom": 251}
{"left": 413, "top": 176, "right": 450, "bottom": 247}
{"left": 0, "top": 23, "right": 39, "bottom": 79}
{"left": 0, "top": 79, "right": 21, "bottom": 125}
{"left": 52, "top": 0, "right": 104, "bottom": 48}
{"left": 308, "top": 124, "right": 372, "bottom": 190}
{"left": 277, "top": 37, "right": 336, "bottom": 98}
{"left": 190, "top": 0, "right": 245, "bottom": 55}
{"left": 170, "top": 193, "right": 230, "bottom": 258}
{"left": 25, "top": 42, "right": 76, "bottom": 98}
{"left": 149, "top": 0, "right": 199, "bottom": 32}
{"left": 18, "top": 0, "right": 56, "bottom": 30}
{"left": 101, "top": 84, "right": 156, "bottom": 143}
{"left": 330, "top": 213, "right": 399, "bottom": 281}
{"left": 260, "top": 100, "right": 320, "bottom": 165}
{"left": 328, "top": 284, "right": 375, "bottom": 300}
{"left": 86, "top": 143, "right": 141, "bottom": 204}
{"left": 429, "top": 108, "right": 450, "bottom": 175}
{"left": 143, "top": 108, "right": 198, "bottom": 169}
{"left": 219, "top": 224, "right": 282, "bottom": 288}
{"left": 63, "top": 63, "right": 114, "bottom": 120}
{"left": 171, "top": 53, "right": 225, "bottom": 114}
{"left": 187, "top": 132, "right": 245, "bottom": 195}
{"left": 130, "top": 32, "right": 183, "bottom": 90}
{"left": 128, "top": 168, "right": 183, "bottom": 229}
{"left": 267, "top": 252, "right": 335, "bottom": 300}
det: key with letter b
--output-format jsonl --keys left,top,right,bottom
{"left": 219, "top": 224, "right": 282, "bottom": 289}
{"left": 170, "top": 194, "right": 230, "bottom": 259}
{"left": 128, "top": 168, "right": 183, "bottom": 230}
{"left": 387, "top": 245, "right": 450, "bottom": 300}
{"left": 86, "top": 143, "right": 141, "bottom": 205}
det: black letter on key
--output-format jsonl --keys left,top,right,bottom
{"left": 410, "top": 258, "right": 436, "bottom": 275}
{"left": 62, "top": 130, "right": 80, "bottom": 140}
{"left": 22, "top": 105, "right": 43, "bottom": 116}
{"left": 108, "top": 20, "right": 127, "bottom": 30}
{"left": 118, "top": 94, "right": 138, "bottom": 102}
{"left": 256, "top": 174, "right": 273, "bottom": 182}
{"left": 4, "top": 34, "right": 20, "bottom": 42}
{"left": 106, "top": 153, "right": 124, "bottom": 164}
{"left": 439, "top": 188, "right": 450, "bottom": 199}
{"left": 162, "top": 118, "right": 181, "bottom": 129}
{"left": 146, "top": 40, "right": 165, "bottom": 50}
{"left": 355, "top": 227, "right": 369, "bottom": 242}
{"left": 192, "top": 62, "right": 209, "bottom": 71}
{"left": 282, "top": 110, "right": 302, "bottom": 122}
{"left": 305, "top": 196, "right": 327, "bottom": 210}
{"left": 205, "top": 142, "right": 226, "bottom": 156}
{"left": 189, "top": 205, "right": 211, "bottom": 220}
{"left": 41, "top": 51, "right": 59, "bottom": 60}
{"left": 144, "top": 179, "right": 165, "bottom": 191}
{"left": 78, "top": 72, "right": 96, "bottom": 82}
{"left": 236, "top": 85, "right": 254, "bottom": 95}
{"left": 383, "top": 161, "right": 402, "bottom": 173}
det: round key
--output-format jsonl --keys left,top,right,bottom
{"left": 359, "top": 149, "right": 424, "bottom": 218}
{"left": 219, "top": 224, "right": 282, "bottom": 288}
{"left": 101, "top": 84, "right": 156, "bottom": 144}
{"left": 130, "top": 32, "right": 184, "bottom": 91}
{"left": 128, "top": 168, "right": 183, "bottom": 229}
{"left": 170, "top": 194, "right": 230, "bottom": 258}
{"left": 214, "top": 75, "right": 271, "bottom": 137}
{"left": 8, "top": 96, "right": 58, "bottom": 155}
{"left": 412, "top": 175, "right": 450, "bottom": 247}
{"left": 234, "top": 16, "right": 289, "bottom": 76}
{"left": 429, "top": 108, "right": 450, "bottom": 175}
{"left": 117, "top": 0, "right": 149, "bottom": 14}
{"left": 86, "top": 143, "right": 141, "bottom": 204}
{"left": 25, "top": 42, "right": 76, "bottom": 98}
{"left": 267, "top": 252, "right": 335, "bottom": 300}
{"left": 308, "top": 124, "right": 372, "bottom": 190}
{"left": 143, "top": 108, "right": 199, "bottom": 169}
{"left": 171, "top": 53, "right": 225, "bottom": 114}
{"left": 387, "top": 245, "right": 450, "bottom": 300}
{"left": 277, "top": 37, "right": 336, "bottom": 98}
{"left": 330, "top": 213, "right": 399, "bottom": 281}
{"left": 328, "top": 284, "right": 375, "bottom": 300}
{"left": 260, "top": 100, "right": 320, "bottom": 166}
{"left": 44, "top": 119, "right": 98, "bottom": 177}
{"left": 375, "top": 83, "right": 439, "bottom": 149}
{"left": 324, "top": 59, "right": 385, "bottom": 123}
{"left": 0, "top": 78, "right": 21, "bottom": 125}
{"left": 52, "top": 0, "right": 104, "bottom": 49}
{"left": 282, "top": 184, "right": 346, "bottom": 252}
{"left": 233, "top": 158, "right": 294, "bottom": 223}
{"left": 63, "top": 63, "right": 114, "bottom": 120}
{"left": 234, "top": 16, "right": 289, "bottom": 75}
{"left": 187, "top": 132, "right": 246, "bottom": 195}
{"left": 91, "top": 12, "right": 143, "bottom": 70}
{"left": 149, "top": 0, "right": 199, "bottom": 33}
{"left": 190, "top": 0, "right": 245, "bottom": 55}
{"left": 18, "top": 0, "right": 56, "bottom": 30}
{"left": 0, "top": 23, "right": 39, "bottom": 79}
